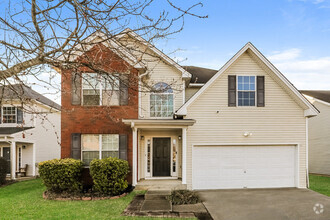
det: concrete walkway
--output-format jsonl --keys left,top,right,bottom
{"left": 198, "top": 188, "right": 330, "bottom": 220}
{"left": 140, "top": 190, "right": 172, "bottom": 212}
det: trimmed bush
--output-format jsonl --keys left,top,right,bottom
{"left": 168, "top": 190, "right": 201, "bottom": 205}
{"left": 38, "top": 158, "right": 83, "bottom": 193}
{"left": 0, "top": 157, "right": 8, "bottom": 185}
{"left": 90, "top": 157, "right": 129, "bottom": 196}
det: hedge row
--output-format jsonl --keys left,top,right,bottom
{"left": 38, "top": 157, "right": 129, "bottom": 195}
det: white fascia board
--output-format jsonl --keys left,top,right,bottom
{"left": 120, "top": 28, "right": 191, "bottom": 79}
{"left": 176, "top": 42, "right": 319, "bottom": 117}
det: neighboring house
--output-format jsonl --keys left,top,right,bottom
{"left": 0, "top": 84, "right": 61, "bottom": 179}
{"left": 301, "top": 90, "right": 330, "bottom": 176}
{"left": 61, "top": 29, "right": 318, "bottom": 190}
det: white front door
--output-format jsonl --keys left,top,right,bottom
{"left": 192, "top": 146, "right": 296, "bottom": 189}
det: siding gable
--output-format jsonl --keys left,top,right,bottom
{"left": 185, "top": 51, "right": 308, "bottom": 189}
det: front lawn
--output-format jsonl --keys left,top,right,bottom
{"left": 0, "top": 179, "right": 174, "bottom": 219}
{"left": 309, "top": 174, "right": 330, "bottom": 196}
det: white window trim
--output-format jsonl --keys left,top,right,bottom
{"left": 81, "top": 134, "right": 120, "bottom": 165}
{"left": 81, "top": 73, "right": 120, "bottom": 106}
{"left": 236, "top": 75, "right": 257, "bottom": 107}
{"left": 1, "top": 105, "right": 21, "bottom": 125}
{"left": 149, "top": 93, "right": 175, "bottom": 119}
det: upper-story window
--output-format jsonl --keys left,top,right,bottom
{"left": 150, "top": 82, "right": 174, "bottom": 118}
{"left": 237, "top": 76, "right": 256, "bottom": 106}
{"left": 82, "top": 73, "right": 120, "bottom": 106}
{"left": 1, "top": 106, "right": 23, "bottom": 124}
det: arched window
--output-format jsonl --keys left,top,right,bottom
{"left": 150, "top": 82, "right": 174, "bottom": 118}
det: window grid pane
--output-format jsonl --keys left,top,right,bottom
{"left": 3, "top": 107, "right": 16, "bottom": 123}
{"left": 150, "top": 94, "right": 173, "bottom": 117}
{"left": 237, "top": 76, "right": 256, "bottom": 106}
{"left": 82, "top": 151, "right": 99, "bottom": 165}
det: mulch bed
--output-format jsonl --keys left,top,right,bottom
{"left": 122, "top": 194, "right": 213, "bottom": 219}
{"left": 0, "top": 180, "right": 16, "bottom": 188}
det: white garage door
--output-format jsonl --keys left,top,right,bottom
{"left": 192, "top": 146, "right": 296, "bottom": 189}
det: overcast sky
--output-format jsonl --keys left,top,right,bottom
{"left": 29, "top": 0, "right": 330, "bottom": 103}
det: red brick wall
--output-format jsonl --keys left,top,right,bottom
{"left": 61, "top": 44, "right": 139, "bottom": 184}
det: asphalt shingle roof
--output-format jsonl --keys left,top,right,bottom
{"left": 0, "top": 84, "right": 61, "bottom": 110}
{"left": 300, "top": 90, "right": 330, "bottom": 104}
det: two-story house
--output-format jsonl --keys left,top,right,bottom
{"left": 61, "top": 29, "right": 318, "bottom": 190}
{"left": 0, "top": 84, "right": 61, "bottom": 179}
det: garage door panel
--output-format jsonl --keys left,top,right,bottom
{"left": 193, "top": 146, "right": 296, "bottom": 189}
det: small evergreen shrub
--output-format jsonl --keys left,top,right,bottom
{"left": 90, "top": 157, "right": 129, "bottom": 196}
{"left": 38, "top": 158, "right": 83, "bottom": 193}
{"left": 0, "top": 157, "right": 8, "bottom": 185}
{"left": 168, "top": 190, "right": 201, "bottom": 205}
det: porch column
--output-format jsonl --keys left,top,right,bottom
{"left": 10, "top": 141, "right": 16, "bottom": 180}
{"left": 182, "top": 127, "right": 187, "bottom": 184}
{"left": 32, "top": 143, "right": 36, "bottom": 176}
{"left": 132, "top": 128, "right": 137, "bottom": 186}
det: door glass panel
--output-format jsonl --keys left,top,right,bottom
{"left": 173, "top": 139, "right": 176, "bottom": 173}
{"left": 147, "top": 139, "right": 151, "bottom": 173}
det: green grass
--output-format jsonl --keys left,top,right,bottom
{"left": 0, "top": 179, "right": 186, "bottom": 219}
{"left": 309, "top": 174, "right": 330, "bottom": 196}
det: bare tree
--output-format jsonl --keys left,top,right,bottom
{"left": 0, "top": 0, "right": 206, "bottom": 85}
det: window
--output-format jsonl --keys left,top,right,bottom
{"left": 82, "top": 73, "right": 120, "bottom": 106}
{"left": 237, "top": 76, "right": 256, "bottom": 106}
{"left": 81, "top": 134, "right": 119, "bottom": 165}
{"left": 3, "top": 107, "right": 16, "bottom": 123}
{"left": 150, "top": 82, "right": 174, "bottom": 118}
{"left": 1, "top": 107, "right": 23, "bottom": 124}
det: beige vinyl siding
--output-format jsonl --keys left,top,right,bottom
{"left": 185, "top": 52, "right": 307, "bottom": 189}
{"left": 118, "top": 36, "right": 185, "bottom": 119}
{"left": 140, "top": 60, "right": 184, "bottom": 119}
{"left": 307, "top": 100, "right": 330, "bottom": 175}
{"left": 185, "top": 87, "right": 200, "bottom": 102}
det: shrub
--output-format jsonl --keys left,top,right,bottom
{"left": 168, "top": 190, "right": 201, "bottom": 205}
{"left": 38, "top": 158, "right": 83, "bottom": 193}
{"left": 0, "top": 157, "right": 8, "bottom": 185}
{"left": 90, "top": 157, "right": 129, "bottom": 196}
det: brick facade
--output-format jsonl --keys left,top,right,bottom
{"left": 61, "top": 44, "right": 139, "bottom": 184}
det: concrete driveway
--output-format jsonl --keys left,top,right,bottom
{"left": 198, "top": 188, "right": 330, "bottom": 220}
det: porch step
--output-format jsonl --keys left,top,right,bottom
{"left": 135, "top": 179, "right": 187, "bottom": 190}
{"left": 144, "top": 190, "right": 171, "bottom": 200}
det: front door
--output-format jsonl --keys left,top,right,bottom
{"left": 153, "top": 138, "right": 171, "bottom": 177}
{"left": 3, "top": 147, "right": 11, "bottom": 174}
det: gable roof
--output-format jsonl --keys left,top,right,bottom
{"left": 119, "top": 28, "right": 191, "bottom": 79}
{"left": 176, "top": 42, "right": 319, "bottom": 117}
{"left": 58, "top": 31, "right": 146, "bottom": 69}
{"left": 183, "top": 66, "right": 217, "bottom": 84}
{"left": 0, "top": 84, "right": 61, "bottom": 110}
{"left": 301, "top": 90, "right": 330, "bottom": 104}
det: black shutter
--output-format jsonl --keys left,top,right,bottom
{"left": 119, "top": 134, "right": 128, "bottom": 160}
{"left": 0, "top": 108, "right": 2, "bottom": 124}
{"left": 71, "top": 73, "right": 82, "bottom": 105}
{"left": 17, "top": 108, "right": 23, "bottom": 124}
{"left": 257, "top": 76, "right": 265, "bottom": 107}
{"left": 71, "top": 133, "right": 81, "bottom": 159}
{"left": 228, "top": 75, "right": 236, "bottom": 107}
{"left": 119, "top": 75, "right": 128, "bottom": 106}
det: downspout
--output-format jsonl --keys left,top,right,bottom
{"left": 306, "top": 117, "right": 309, "bottom": 188}
{"left": 138, "top": 69, "right": 148, "bottom": 118}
